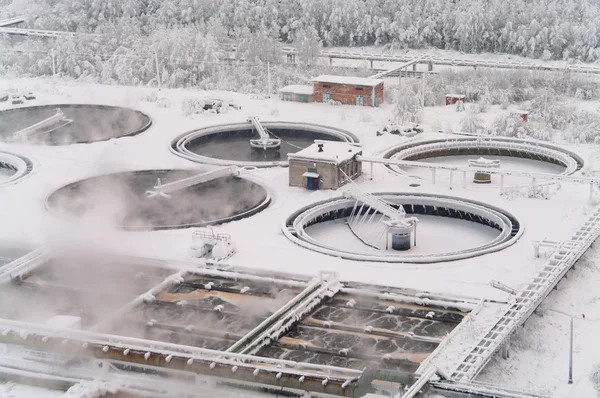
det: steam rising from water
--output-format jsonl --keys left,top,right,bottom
{"left": 46, "top": 171, "right": 269, "bottom": 230}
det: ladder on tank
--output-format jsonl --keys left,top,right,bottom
{"left": 12, "top": 109, "right": 73, "bottom": 142}
{"left": 145, "top": 167, "right": 239, "bottom": 198}
{"left": 247, "top": 116, "right": 281, "bottom": 150}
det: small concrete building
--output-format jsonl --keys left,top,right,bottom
{"left": 288, "top": 140, "right": 363, "bottom": 190}
{"left": 312, "top": 75, "right": 384, "bottom": 107}
{"left": 278, "top": 85, "right": 314, "bottom": 103}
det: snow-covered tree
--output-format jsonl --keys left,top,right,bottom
{"left": 292, "top": 27, "right": 322, "bottom": 65}
{"left": 460, "top": 106, "right": 483, "bottom": 134}
{"left": 393, "top": 89, "right": 422, "bottom": 124}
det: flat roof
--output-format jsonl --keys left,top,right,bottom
{"left": 312, "top": 75, "right": 383, "bottom": 87}
{"left": 278, "top": 85, "right": 314, "bottom": 95}
{"left": 289, "top": 140, "right": 362, "bottom": 165}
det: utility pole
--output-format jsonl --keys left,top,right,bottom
{"left": 51, "top": 50, "right": 56, "bottom": 77}
{"left": 421, "top": 72, "right": 426, "bottom": 108}
{"left": 267, "top": 62, "right": 272, "bottom": 96}
{"left": 568, "top": 317, "right": 573, "bottom": 384}
{"left": 154, "top": 50, "right": 161, "bottom": 88}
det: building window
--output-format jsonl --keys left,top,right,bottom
{"left": 355, "top": 87, "right": 364, "bottom": 91}
{"left": 322, "top": 84, "right": 331, "bottom": 88}
{"left": 323, "top": 93, "right": 331, "bottom": 103}
{"left": 308, "top": 167, "right": 317, "bottom": 173}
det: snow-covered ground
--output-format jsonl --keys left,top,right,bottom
{"left": 0, "top": 383, "right": 62, "bottom": 398}
{"left": 478, "top": 242, "right": 600, "bottom": 396}
{"left": 1, "top": 76, "right": 600, "bottom": 396}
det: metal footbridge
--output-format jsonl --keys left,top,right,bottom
{"left": 0, "top": 16, "right": 25, "bottom": 28}
{"left": 313, "top": 50, "right": 600, "bottom": 75}
{"left": 145, "top": 167, "right": 239, "bottom": 198}
{"left": 12, "top": 109, "right": 73, "bottom": 142}
{"left": 0, "top": 247, "right": 47, "bottom": 284}
{"left": 450, "top": 205, "right": 600, "bottom": 381}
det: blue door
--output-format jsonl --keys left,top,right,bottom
{"left": 355, "top": 96, "right": 364, "bottom": 106}
{"left": 306, "top": 177, "right": 319, "bottom": 190}
{"left": 323, "top": 93, "right": 331, "bottom": 103}
{"left": 300, "top": 95, "right": 307, "bottom": 102}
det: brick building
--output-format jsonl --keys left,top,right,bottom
{"left": 288, "top": 140, "right": 363, "bottom": 190}
{"left": 312, "top": 75, "right": 384, "bottom": 107}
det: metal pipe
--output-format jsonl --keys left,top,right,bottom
{"left": 227, "top": 278, "right": 323, "bottom": 353}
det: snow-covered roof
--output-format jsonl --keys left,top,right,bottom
{"left": 303, "top": 172, "right": 320, "bottom": 178}
{"left": 278, "top": 85, "right": 314, "bottom": 95}
{"left": 312, "top": 75, "right": 383, "bottom": 87}
{"left": 445, "top": 93, "right": 466, "bottom": 98}
{"left": 289, "top": 140, "right": 362, "bottom": 165}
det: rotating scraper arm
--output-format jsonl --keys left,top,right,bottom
{"left": 13, "top": 109, "right": 73, "bottom": 141}
{"left": 247, "top": 116, "right": 271, "bottom": 141}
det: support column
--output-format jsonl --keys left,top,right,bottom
{"left": 329, "top": 57, "right": 333, "bottom": 66}
{"left": 412, "top": 63, "right": 417, "bottom": 71}
{"left": 500, "top": 174, "right": 505, "bottom": 194}
{"left": 449, "top": 170, "right": 453, "bottom": 189}
{"left": 501, "top": 336, "right": 510, "bottom": 359}
{"left": 568, "top": 317, "right": 573, "bottom": 384}
{"left": 432, "top": 169, "right": 436, "bottom": 184}
{"left": 370, "top": 162, "right": 373, "bottom": 181}
{"left": 428, "top": 61, "right": 433, "bottom": 72}
{"left": 413, "top": 224, "right": 417, "bottom": 247}
{"left": 589, "top": 182, "right": 594, "bottom": 204}
{"left": 463, "top": 171, "right": 467, "bottom": 189}
{"left": 51, "top": 51, "right": 56, "bottom": 76}
{"left": 369, "top": 59, "right": 373, "bottom": 69}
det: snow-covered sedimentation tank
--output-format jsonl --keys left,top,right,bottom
{"left": 0, "top": 104, "right": 152, "bottom": 145}
{"left": 0, "top": 150, "right": 34, "bottom": 187}
{"left": 381, "top": 136, "right": 583, "bottom": 187}
{"left": 46, "top": 168, "right": 271, "bottom": 230}
{"left": 283, "top": 192, "right": 522, "bottom": 263}
{"left": 170, "top": 121, "right": 359, "bottom": 167}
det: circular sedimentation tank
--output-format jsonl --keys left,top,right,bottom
{"left": 170, "top": 122, "right": 359, "bottom": 167}
{"left": 0, "top": 150, "right": 34, "bottom": 187}
{"left": 381, "top": 137, "right": 584, "bottom": 187}
{"left": 0, "top": 104, "right": 152, "bottom": 145}
{"left": 46, "top": 169, "right": 271, "bottom": 230}
{"left": 283, "top": 193, "right": 522, "bottom": 263}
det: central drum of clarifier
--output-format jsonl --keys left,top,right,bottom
{"left": 170, "top": 122, "right": 359, "bottom": 167}
{"left": 283, "top": 193, "right": 522, "bottom": 263}
{"left": 46, "top": 169, "right": 271, "bottom": 230}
